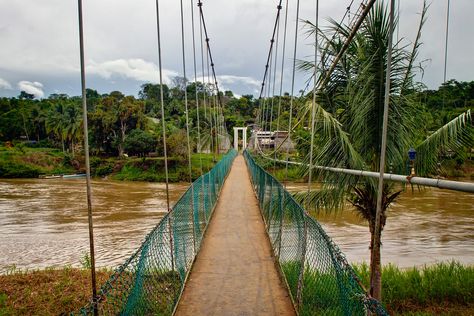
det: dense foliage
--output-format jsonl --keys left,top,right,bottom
{"left": 0, "top": 79, "right": 261, "bottom": 158}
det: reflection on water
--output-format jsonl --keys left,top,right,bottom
{"left": 0, "top": 179, "right": 188, "bottom": 273}
{"left": 287, "top": 183, "right": 474, "bottom": 267}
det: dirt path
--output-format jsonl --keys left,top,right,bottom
{"left": 175, "top": 155, "right": 295, "bottom": 316}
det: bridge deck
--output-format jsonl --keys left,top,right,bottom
{"left": 175, "top": 155, "right": 295, "bottom": 315}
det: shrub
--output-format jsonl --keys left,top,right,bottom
{"left": 124, "top": 129, "right": 157, "bottom": 157}
{"left": 0, "top": 161, "right": 40, "bottom": 178}
{"left": 94, "top": 164, "right": 113, "bottom": 177}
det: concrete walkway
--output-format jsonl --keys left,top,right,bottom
{"left": 175, "top": 155, "right": 295, "bottom": 316}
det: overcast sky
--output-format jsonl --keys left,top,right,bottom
{"left": 0, "top": 0, "right": 472, "bottom": 99}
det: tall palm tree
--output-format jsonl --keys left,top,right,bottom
{"left": 297, "top": 1, "right": 471, "bottom": 301}
{"left": 63, "top": 102, "right": 83, "bottom": 157}
{"left": 46, "top": 102, "right": 68, "bottom": 153}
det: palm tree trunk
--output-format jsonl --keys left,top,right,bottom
{"left": 21, "top": 113, "right": 30, "bottom": 141}
{"left": 61, "top": 134, "right": 65, "bottom": 153}
{"left": 369, "top": 224, "right": 382, "bottom": 301}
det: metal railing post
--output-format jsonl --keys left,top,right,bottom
{"left": 296, "top": 216, "right": 307, "bottom": 311}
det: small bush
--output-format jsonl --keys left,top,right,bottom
{"left": 0, "top": 161, "right": 40, "bottom": 178}
{"left": 62, "top": 154, "right": 73, "bottom": 166}
{"left": 89, "top": 156, "right": 102, "bottom": 168}
{"left": 94, "top": 164, "right": 113, "bottom": 177}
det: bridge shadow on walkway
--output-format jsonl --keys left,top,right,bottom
{"left": 175, "top": 155, "right": 295, "bottom": 315}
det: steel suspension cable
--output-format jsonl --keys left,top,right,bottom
{"left": 199, "top": 19, "right": 208, "bottom": 130}
{"left": 273, "top": 0, "right": 289, "bottom": 170}
{"left": 297, "top": 0, "right": 319, "bottom": 307}
{"left": 190, "top": 0, "right": 203, "bottom": 175}
{"left": 259, "top": 1, "right": 284, "bottom": 100}
{"left": 269, "top": 14, "right": 281, "bottom": 132}
{"left": 263, "top": 50, "right": 273, "bottom": 131}
{"left": 179, "top": 0, "right": 196, "bottom": 252}
{"left": 307, "top": 0, "right": 319, "bottom": 199}
{"left": 155, "top": 0, "right": 174, "bottom": 271}
{"left": 198, "top": 0, "right": 228, "bottom": 152}
{"left": 298, "top": 0, "right": 356, "bottom": 97}
{"left": 442, "top": 0, "right": 451, "bottom": 110}
{"left": 284, "top": 0, "right": 301, "bottom": 186}
{"left": 259, "top": 0, "right": 376, "bottom": 158}
{"left": 257, "top": 1, "right": 283, "bottom": 130}
{"left": 373, "top": 0, "right": 395, "bottom": 300}
{"left": 155, "top": 0, "right": 171, "bottom": 216}
{"left": 179, "top": 0, "right": 193, "bottom": 184}
{"left": 198, "top": 2, "right": 209, "bottom": 161}
{"left": 198, "top": 1, "right": 223, "bottom": 111}
{"left": 205, "top": 39, "right": 216, "bottom": 160}
{"left": 443, "top": 0, "right": 451, "bottom": 83}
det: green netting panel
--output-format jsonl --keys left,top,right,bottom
{"left": 243, "top": 150, "right": 388, "bottom": 316}
{"left": 74, "top": 149, "right": 237, "bottom": 315}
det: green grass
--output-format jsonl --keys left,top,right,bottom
{"left": 252, "top": 154, "right": 304, "bottom": 182}
{"left": 353, "top": 261, "right": 474, "bottom": 315}
{"left": 0, "top": 266, "right": 182, "bottom": 315}
{"left": 280, "top": 261, "right": 474, "bottom": 315}
{"left": 0, "top": 146, "right": 76, "bottom": 178}
{"left": 0, "top": 145, "right": 223, "bottom": 182}
{"left": 281, "top": 261, "right": 367, "bottom": 316}
{"left": 0, "top": 267, "right": 112, "bottom": 316}
{"left": 112, "top": 153, "right": 223, "bottom": 182}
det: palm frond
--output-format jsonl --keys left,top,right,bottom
{"left": 415, "top": 110, "right": 472, "bottom": 175}
{"left": 401, "top": 0, "right": 428, "bottom": 95}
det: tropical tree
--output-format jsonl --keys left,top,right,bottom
{"left": 45, "top": 101, "right": 67, "bottom": 153}
{"left": 297, "top": 1, "right": 472, "bottom": 301}
{"left": 123, "top": 129, "right": 157, "bottom": 158}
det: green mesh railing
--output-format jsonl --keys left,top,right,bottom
{"left": 75, "top": 149, "right": 237, "bottom": 315}
{"left": 244, "top": 150, "right": 388, "bottom": 316}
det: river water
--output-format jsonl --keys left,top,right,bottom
{"left": 0, "top": 179, "right": 188, "bottom": 273}
{"left": 287, "top": 183, "right": 474, "bottom": 268}
{"left": 0, "top": 178, "right": 472, "bottom": 273}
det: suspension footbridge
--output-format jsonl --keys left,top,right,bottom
{"left": 69, "top": 0, "right": 472, "bottom": 314}
{"left": 76, "top": 151, "right": 387, "bottom": 315}
{"left": 175, "top": 155, "right": 294, "bottom": 315}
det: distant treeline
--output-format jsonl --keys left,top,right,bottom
{"left": 0, "top": 78, "right": 472, "bottom": 159}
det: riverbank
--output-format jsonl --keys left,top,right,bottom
{"left": 0, "top": 267, "right": 112, "bottom": 315}
{"left": 0, "top": 262, "right": 472, "bottom": 315}
{"left": 354, "top": 261, "right": 474, "bottom": 315}
{"left": 283, "top": 261, "right": 473, "bottom": 315}
{"left": 0, "top": 146, "right": 221, "bottom": 182}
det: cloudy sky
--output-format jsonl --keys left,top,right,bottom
{"left": 0, "top": 0, "right": 472, "bottom": 99}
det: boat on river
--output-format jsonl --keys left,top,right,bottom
{"left": 39, "top": 174, "right": 86, "bottom": 179}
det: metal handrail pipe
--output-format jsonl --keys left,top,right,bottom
{"left": 274, "top": 159, "right": 474, "bottom": 193}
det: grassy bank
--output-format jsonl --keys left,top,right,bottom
{"left": 0, "top": 145, "right": 222, "bottom": 182}
{"left": 0, "top": 267, "right": 112, "bottom": 316}
{"left": 0, "top": 146, "right": 76, "bottom": 178}
{"left": 281, "top": 261, "right": 473, "bottom": 315}
{"left": 1, "top": 262, "right": 473, "bottom": 315}
{"left": 252, "top": 154, "right": 304, "bottom": 182}
{"left": 354, "top": 261, "right": 474, "bottom": 315}
{"left": 110, "top": 153, "right": 222, "bottom": 182}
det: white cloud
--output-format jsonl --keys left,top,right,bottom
{"left": 216, "top": 75, "right": 261, "bottom": 94}
{"left": 17, "top": 81, "right": 44, "bottom": 98}
{"left": 0, "top": 78, "right": 12, "bottom": 90}
{"left": 217, "top": 75, "right": 260, "bottom": 87}
{"left": 87, "top": 58, "right": 177, "bottom": 85}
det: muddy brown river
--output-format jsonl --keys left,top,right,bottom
{"left": 0, "top": 178, "right": 472, "bottom": 273}
{"left": 0, "top": 179, "right": 188, "bottom": 273}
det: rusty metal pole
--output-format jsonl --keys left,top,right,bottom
{"left": 77, "top": 1, "right": 98, "bottom": 314}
